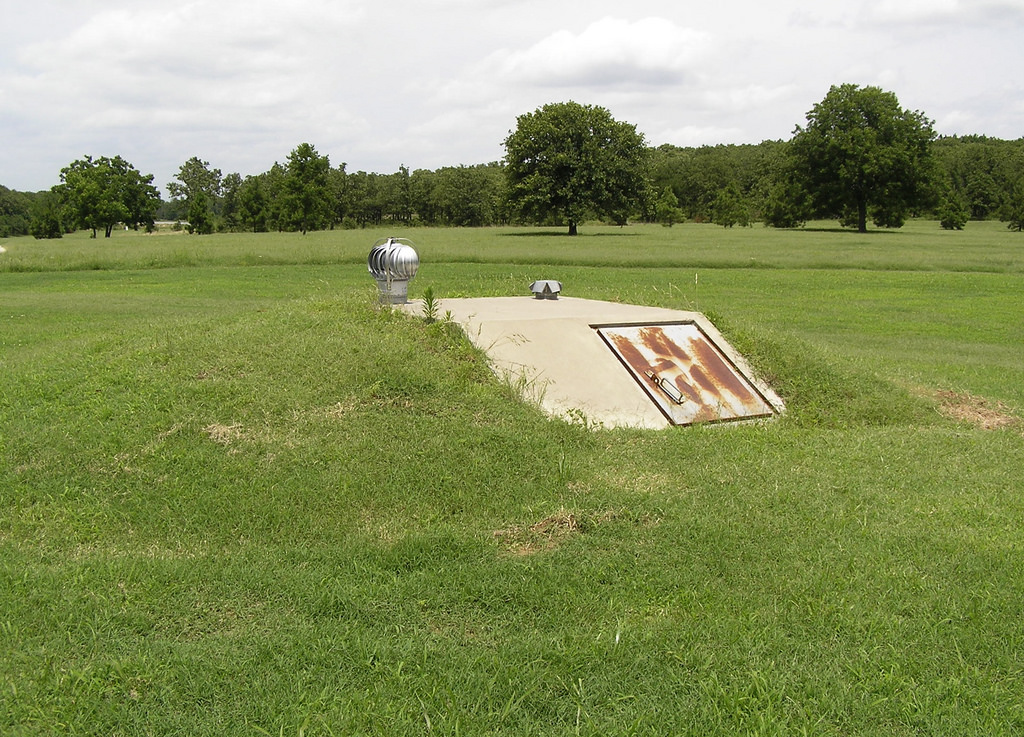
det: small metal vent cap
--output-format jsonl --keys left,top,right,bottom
{"left": 530, "top": 280, "right": 562, "bottom": 299}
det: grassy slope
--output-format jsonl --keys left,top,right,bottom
{"left": 1, "top": 222, "right": 1023, "bottom": 735}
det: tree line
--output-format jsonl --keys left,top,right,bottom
{"left": 651, "top": 137, "right": 1024, "bottom": 231}
{"left": 3, "top": 85, "right": 1023, "bottom": 239}
{"left": 0, "top": 149, "right": 509, "bottom": 239}
{"left": 155, "top": 153, "right": 509, "bottom": 235}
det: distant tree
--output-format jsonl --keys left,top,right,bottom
{"left": 937, "top": 190, "right": 970, "bottom": 230}
{"left": 219, "top": 172, "right": 243, "bottom": 231}
{"left": 347, "top": 171, "right": 385, "bottom": 227}
{"left": 261, "top": 163, "right": 288, "bottom": 231}
{"left": 761, "top": 176, "right": 810, "bottom": 228}
{"left": 410, "top": 168, "right": 438, "bottom": 224}
{"left": 167, "top": 157, "right": 222, "bottom": 234}
{"left": 503, "top": 101, "right": 650, "bottom": 235}
{"left": 124, "top": 174, "right": 159, "bottom": 233}
{"left": 711, "top": 182, "right": 750, "bottom": 227}
{"left": 749, "top": 141, "right": 809, "bottom": 228}
{"left": 433, "top": 165, "right": 504, "bottom": 226}
{"left": 790, "top": 84, "right": 937, "bottom": 232}
{"left": 655, "top": 185, "right": 685, "bottom": 226}
{"left": 383, "top": 165, "right": 413, "bottom": 224}
{"left": 932, "top": 136, "right": 1024, "bottom": 221}
{"left": 54, "top": 155, "right": 159, "bottom": 237}
{"left": 154, "top": 198, "right": 185, "bottom": 222}
{"left": 327, "top": 163, "right": 349, "bottom": 228}
{"left": 407, "top": 164, "right": 505, "bottom": 227}
{"left": 1006, "top": 181, "right": 1024, "bottom": 232}
{"left": 236, "top": 175, "right": 268, "bottom": 232}
{"left": 651, "top": 143, "right": 771, "bottom": 223}
{"left": 0, "top": 185, "right": 32, "bottom": 237}
{"left": 29, "top": 192, "right": 64, "bottom": 239}
{"left": 58, "top": 157, "right": 127, "bottom": 238}
{"left": 282, "top": 143, "right": 331, "bottom": 234}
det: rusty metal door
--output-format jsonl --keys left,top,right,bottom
{"left": 596, "top": 323, "right": 775, "bottom": 425}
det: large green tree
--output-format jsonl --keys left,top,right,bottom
{"left": 167, "top": 157, "right": 222, "bottom": 234}
{"left": 790, "top": 84, "right": 937, "bottom": 232}
{"left": 54, "top": 155, "right": 159, "bottom": 238}
{"left": 503, "top": 101, "right": 650, "bottom": 235}
{"left": 282, "top": 143, "right": 331, "bottom": 234}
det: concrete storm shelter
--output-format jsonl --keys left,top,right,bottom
{"left": 400, "top": 294, "right": 784, "bottom": 430}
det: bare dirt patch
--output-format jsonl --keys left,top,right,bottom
{"left": 494, "top": 509, "right": 580, "bottom": 556}
{"left": 934, "top": 390, "right": 1019, "bottom": 431}
{"left": 204, "top": 423, "right": 245, "bottom": 445}
{"left": 493, "top": 508, "right": 654, "bottom": 556}
{"left": 325, "top": 398, "right": 359, "bottom": 418}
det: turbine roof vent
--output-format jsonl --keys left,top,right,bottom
{"left": 368, "top": 237, "right": 419, "bottom": 304}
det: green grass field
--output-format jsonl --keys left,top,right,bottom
{"left": 2, "top": 221, "right": 1023, "bottom": 735}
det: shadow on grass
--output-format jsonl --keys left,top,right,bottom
{"left": 793, "top": 226, "right": 909, "bottom": 235}
{"left": 499, "top": 230, "right": 642, "bottom": 238}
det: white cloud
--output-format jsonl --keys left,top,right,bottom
{"left": 652, "top": 124, "right": 747, "bottom": 148}
{"left": 1, "top": 0, "right": 1021, "bottom": 192}
{"left": 936, "top": 109, "right": 982, "bottom": 132}
{"left": 695, "top": 85, "right": 800, "bottom": 115}
{"left": 859, "top": 0, "right": 1024, "bottom": 25}
{"left": 4, "top": 0, "right": 373, "bottom": 188}
{"left": 14, "top": 0, "right": 362, "bottom": 105}
{"left": 487, "top": 17, "right": 711, "bottom": 87}
{"left": 861, "top": 0, "right": 960, "bottom": 23}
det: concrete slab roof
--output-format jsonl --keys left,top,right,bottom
{"left": 400, "top": 296, "right": 783, "bottom": 429}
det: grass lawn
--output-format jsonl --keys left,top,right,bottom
{"left": 1, "top": 221, "right": 1023, "bottom": 735}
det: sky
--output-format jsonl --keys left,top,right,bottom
{"left": 2, "top": 0, "right": 1022, "bottom": 196}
